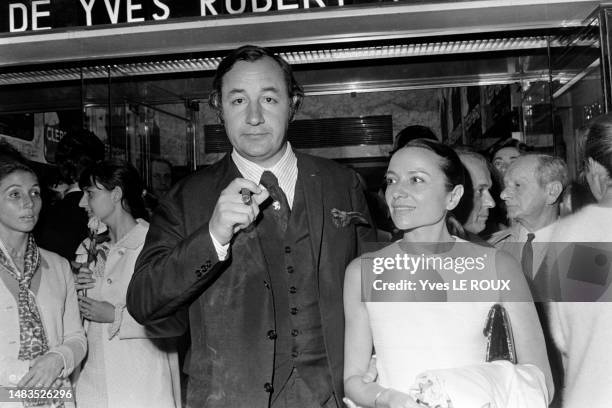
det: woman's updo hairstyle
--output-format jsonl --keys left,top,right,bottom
{"left": 400, "top": 138, "right": 470, "bottom": 239}
{"left": 402, "top": 138, "right": 467, "bottom": 192}
{"left": 79, "top": 160, "right": 148, "bottom": 221}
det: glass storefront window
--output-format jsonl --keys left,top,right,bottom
{"left": 0, "top": 5, "right": 609, "bottom": 190}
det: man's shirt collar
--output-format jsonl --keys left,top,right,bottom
{"left": 231, "top": 142, "right": 298, "bottom": 208}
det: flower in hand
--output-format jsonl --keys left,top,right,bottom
{"left": 409, "top": 377, "right": 453, "bottom": 408}
{"left": 78, "top": 295, "right": 115, "bottom": 323}
{"left": 73, "top": 265, "right": 96, "bottom": 292}
{"left": 83, "top": 216, "right": 110, "bottom": 264}
{"left": 72, "top": 216, "right": 110, "bottom": 296}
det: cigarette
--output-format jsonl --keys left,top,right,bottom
{"left": 241, "top": 188, "right": 252, "bottom": 205}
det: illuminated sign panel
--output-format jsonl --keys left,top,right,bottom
{"left": 0, "top": 0, "right": 354, "bottom": 33}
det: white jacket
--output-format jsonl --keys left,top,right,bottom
{"left": 75, "top": 220, "right": 183, "bottom": 408}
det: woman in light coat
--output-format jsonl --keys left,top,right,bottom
{"left": 73, "top": 160, "right": 184, "bottom": 408}
{"left": 0, "top": 142, "right": 86, "bottom": 407}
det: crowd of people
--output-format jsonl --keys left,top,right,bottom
{"left": 0, "top": 44, "right": 611, "bottom": 408}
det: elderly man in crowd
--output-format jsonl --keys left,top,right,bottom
{"left": 488, "top": 154, "right": 568, "bottom": 408}
{"left": 488, "top": 154, "right": 568, "bottom": 282}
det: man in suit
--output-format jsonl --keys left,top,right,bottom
{"left": 488, "top": 154, "right": 568, "bottom": 281}
{"left": 455, "top": 149, "right": 496, "bottom": 245}
{"left": 488, "top": 153, "right": 568, "bottom": 408}
{"left": 127, "top": 45, "right": 374, "bottom": 408}
{"left": 35, "top": 130, "right": 105, "bottom": 260}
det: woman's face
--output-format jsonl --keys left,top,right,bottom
{"left": 79, "top": 180, "right": 116, "bottom": 223}
{"left": 0, "top": 171, "right": 42, "bottom": 235}
{"left": 385, "top": 147, "right": 459, "bottom": 231}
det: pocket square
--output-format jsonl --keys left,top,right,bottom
{"left": 331, "top": 208, "right": 369, "bottom": 228}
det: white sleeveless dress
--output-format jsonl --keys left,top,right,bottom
{"left": 364, "top": 238, "right": 548, "bottom": 408}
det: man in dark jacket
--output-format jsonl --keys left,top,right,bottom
{"left": 35, "top": 129, "right": 104, "bottom": 259}
{"left": 127, "top": 45, "right": 374, "bottom": 408}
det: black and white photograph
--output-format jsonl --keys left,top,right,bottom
{"left": 0, "top": 1, "right": 610, "bottom": 407}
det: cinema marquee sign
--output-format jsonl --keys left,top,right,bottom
{"left": 2, "top": 0, "right": 350, "bottom": 33}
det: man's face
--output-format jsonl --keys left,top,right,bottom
{"left": 151, "top": 160, "right": 172, "bottom": 197}
{"left": 493, "top": 146, "right": 520, "bottom": 176}
{"left": 461, "top": 157, "right": 495, "bottom": 234}
{"left": 220, "top": 57, "right": 291, "bottom": 168}
{"left": 500, "top": 156, "right": 548, "bottom": 226}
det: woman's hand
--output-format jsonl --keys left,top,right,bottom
{"left": 378, "top": 389, "right": 422, "bottom": 408}
{"left": 17, "top": 353, "right": 63, "bottom": 388}
{"left": 344, "top": 388, "right": 421, "bottom": 408}
{"left": 72, "top": 262, "right": 96, "bottom": 292}
{"left": 78, "top": 295, "right": 115, "bottom": 323}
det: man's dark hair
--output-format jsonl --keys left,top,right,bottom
{"left": 55, "top": 129, "right": 105, "bottom": 184}
{"left": 487, "top": 138, "right": 529, "bottom": 161}
{"left": 152, "top": 157, "right": 173, "bottom": 170}
{"left": 208, "top": 45, "right": 304, "bottom": 122}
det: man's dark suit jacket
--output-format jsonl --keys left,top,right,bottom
{"left": 127, "top": 152, "right": 375, "bottom": 407}
{"left": 35, "top": 190, "right": 88, "bottom": 260}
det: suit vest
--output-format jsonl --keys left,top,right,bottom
{"left": 257, "top": 176, "right": 332, "bottom": 405}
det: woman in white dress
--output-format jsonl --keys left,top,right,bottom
{"left": 0, "top": 143, "right": 86, "bottom": 408}
{"left": 344, "top": 139, "right": 553, "bottom": 408}
{"left": 73, "top": 160, "right": 183, "bottom": 408}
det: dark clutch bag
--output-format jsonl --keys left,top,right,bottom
{"left": 483, "top": 304, "right": 517, "bottom": 364}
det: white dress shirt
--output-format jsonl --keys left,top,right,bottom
{"left": 210, "top": 143, "right": 299, "bottom": 260}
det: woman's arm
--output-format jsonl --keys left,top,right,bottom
{"left": 18, "top": 257, "right": 86, "bottom": 389}
{"left": 110, "top": 243, "right": 188, "bottom": 340}
{"left": 496, "top": 251, "right": 554, "bottom": 402}
{"left": 344, "top": 257, "right": 415, "bottom": 408}
{"left": 113, "top": 306, "right": 188, "bottom": 340}
{"left": 52, "top": 259, "right": 87, "bottom": 377}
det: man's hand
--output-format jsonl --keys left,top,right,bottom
{"left": 78, "top": 295, "right": 115, "bottom": 323}
{"left": 209, "top": 178, "right": 270, "bottom": 245}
